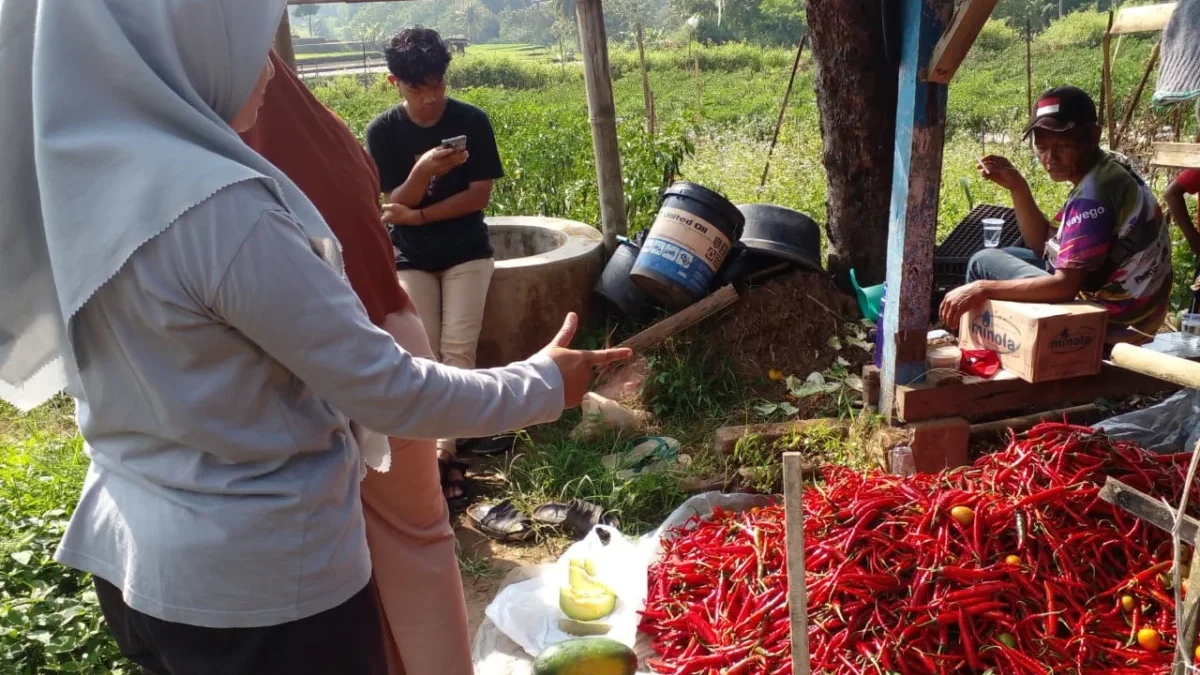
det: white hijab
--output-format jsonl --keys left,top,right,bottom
{"left": 0, "top": 0, "right": 341, "bottom": 411}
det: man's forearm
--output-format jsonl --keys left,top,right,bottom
{"left": 388, "top": 171, "right": 431, "bottom": 208}
{"left": 1009, "top": 182, "right": 1052, "bottom": 257}
{"left": 420, "top": 184, "right": 491, "bottom": 223}
{"left": 979, "top": 274, "right": 1079, "bottom": 304}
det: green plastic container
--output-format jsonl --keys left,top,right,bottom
{"left": 850, "top": 269, "right": 884, "bottom": 322}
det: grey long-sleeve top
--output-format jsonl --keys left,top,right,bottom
{"left": 54, "top": 181, "right": 564, "bottom": 628}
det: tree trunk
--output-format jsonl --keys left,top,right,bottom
{"left": 807, "top": 0, "right": 899, "bottom": 286}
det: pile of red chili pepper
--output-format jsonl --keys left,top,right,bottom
{"left": 639, "top": 423, "right": 1200, "bottom": 674}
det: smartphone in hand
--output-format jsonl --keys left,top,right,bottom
{"left": 441, "top": 135, "right": 468, "bottom": 152}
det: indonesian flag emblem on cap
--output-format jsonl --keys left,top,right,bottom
{"left": 1036, "top": 98, "right": 1062, "bottom": 118}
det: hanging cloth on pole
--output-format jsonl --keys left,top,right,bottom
{"left": 1154, "top": 0, "right": 1200, "bottom": 107}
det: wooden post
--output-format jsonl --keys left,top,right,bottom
{"left": 761, "top": 35, "right": 807, "bottom": 188}
{"left": 1115, "top": 40, "right": 1161, "bottom": 150}
{"left": 274, "top": 11, "right": 297, "bottom": 71}
{"left": 1025, "top": 20, "right": 1033, "bottom": 122}
{"left": 782, "top": 453, "right": 811, "bottom": 675}
{"left": 636, "top": 23, "right": 654, "bottom": 136}
{"left": 1103, "top": 11, "right": 1116, "bottom": 146}
{"left": 879, "top": 0, "right": 952, "bottom": 417}
{"left": 693, "top": 54, "right": 702, "bottom": 124}
{"left": 576, "top": 0, "right": 628, "bottom": 255}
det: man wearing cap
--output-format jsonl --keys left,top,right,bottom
{"left": 940, "top": 85, "right": 1173, "bottom": 345}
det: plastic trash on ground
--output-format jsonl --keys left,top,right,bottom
{"left": 1095, "top": 389, "right": 1200, "bottom": 454}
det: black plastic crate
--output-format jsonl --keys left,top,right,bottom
{"left": 929, "top": 205, "right": 1025, "bottom": 323}
{"left": 933, "top": 204, "right": 1024, "bottom": 280}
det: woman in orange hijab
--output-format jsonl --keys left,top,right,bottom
{"left": 241, "top": 51, "right": 473, "bottom": 675}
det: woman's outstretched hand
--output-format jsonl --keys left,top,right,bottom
{"left": 537, "top": 313, "right": 632, "bottom": 409}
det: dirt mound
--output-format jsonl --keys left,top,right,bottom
{"left": 713, "top": 270, "right": 868, "bottom": 381}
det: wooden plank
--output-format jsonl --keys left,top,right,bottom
{"left": 897, "top": 362, "right": 1182, "bottom": 422}
{"left": 576, "top": 0, "right": 628, "bottom": 255}
{"left": 1112, "top": 343, "right": 1200, "bottom": 389}
{"left": 1099, "top": 476, "right": 1200, "bottom": 543}
{"left": 880, "top": 0, "right": 954, "bottom": 417}
{"left": 910, "top": 417, "right": 970, "bottom": 473}
{"left": 927, "top": 0, "right": 1000, "bottom": 84}
{"left": 617, "top": 285, "right": 739, "bottom": 354}
{"left": 968, "top": 404, "right": 1102, "bottom": 441}
{"left": 1175, "top": 540, "right": 1200, "bottom": 674}
{"left": 1109, "top": 2, "right": 1177, "bottom": 35}
{"left": 1152, "top": 142, "right": 1200, "bottom": 169}
{"left": 1114, "top": 41, "right": 1160, "bottom": 151}
{"left": 712, "top": 418, "right": 848, "bottom": 455}
{"left": 782, "top": 453, "right": 811, "bottom": 675}
{"left": 862, "top": 365, "right": 882, "bottom": 410}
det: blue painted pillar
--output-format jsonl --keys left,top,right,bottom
{"left": 880, "top": 0, "right": 951, "bottom": 418}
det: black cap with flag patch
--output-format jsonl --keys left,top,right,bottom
{"left": 1022, "top": 85, "right": 1098, "bottom": 140}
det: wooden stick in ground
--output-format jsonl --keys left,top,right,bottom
{"left": 617, "top": 285, "right": 739, "bottom": 354}
{"left": 782, "top": 452, "right": 811, "bottom": 675}
{"left": 761, "top": 34, "right": 807, "bottom": 188}
{"left": 1103, "top": 13, "right": 1116, "bottom": 146}
{"left": 636, "top": 23, "right": 654, "bottom": 136}
{"left": 1115, "top": 40, "right": 1160, "bottom": 150}
{"left": 1170, "top": 438, "right": 1200, "bottom": 673}
{"left": 1025, "top": 20, "right": 1033, "bottom": 122}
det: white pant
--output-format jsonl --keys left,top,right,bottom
{"left": 396, "top": 257, "right": 495, "bottom": 453}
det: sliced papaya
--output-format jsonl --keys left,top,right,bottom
{"left": 568, "top": 564, "right": 612, "bottom": 595}
{"left": 559, "top": 586, "right": 616, "bottom": 622}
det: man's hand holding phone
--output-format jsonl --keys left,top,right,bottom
{"left": 414, "top": 142, "right": 468, "bottom": 180}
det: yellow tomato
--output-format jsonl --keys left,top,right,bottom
{"left": 1005, "top": 555, "right": 1021, "bottom": 567}
{"left": 1194, "top": 643, "right": 1200, "bottom": 661}
{"left": 1120, "top": 595, "right": 1135, "bottom": 613}
{"left": 768, "top": 369, "right": 785, "bottom": 382}
{"left": 1137, "top": 628, "right": 1162, "bottom": 652}
{"left": 950, "top": 506, "right": 975, "bottom": 526}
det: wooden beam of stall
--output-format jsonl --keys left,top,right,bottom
{"left": 576, "top": 0, "right": 628, "bottom": 255}
{"left": 1152, "top": 142, "right": 1200, "bottom": 169}
{"left": 1098, "top": 477, "right": 1200, "bottom": 544}
{"left": 1113, "top": 41, "right": 1160, "bottom": 151}
{"left": 879, "top": 0, "right": 954, "bottom": 417}
{"left": 1109, "top": 2, "right": 1177, "bottom": 35}
{"left": 1111, "top": 343, "right": 1200, "bottom": 389}
{"left": 927, "top": 0, "right": 999, "bottom": 84}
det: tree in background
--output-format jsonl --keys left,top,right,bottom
{"left": 292, "top": 5, "right": 321, "bottom": 37}
{"left": 806, "top": 0, "right": 899, "bottom": 284}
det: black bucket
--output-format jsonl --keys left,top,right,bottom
{"left": 595, "top": 238, "right": 656, "bottom": 320}
{"left": 630, "top": 182, "right": 745, "bottom": 308}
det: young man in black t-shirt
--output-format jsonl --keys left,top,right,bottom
{"left": 365, "top": 27, "right": 504, "bottom": 509}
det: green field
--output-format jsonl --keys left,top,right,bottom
{"left": 3, "top": 13, "right": 1198, "bottom": 673}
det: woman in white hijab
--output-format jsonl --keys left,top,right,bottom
{"left": 0, "top": 2, "right": 627, "bottom": 673}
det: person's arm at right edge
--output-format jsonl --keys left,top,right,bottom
{"left": 979, "top": 155, "right": 1053, "bottom": 256}
{"left": 1165, "top": 170, "right": 1200, "bottom": 257}
{"left": 211, "top": 209, "right": 628, "bottom": 440}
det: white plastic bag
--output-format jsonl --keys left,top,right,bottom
{"left": 484, "top": 525, "right": 648, "bottom": 657}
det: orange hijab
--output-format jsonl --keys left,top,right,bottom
{"left": 241, "top": 51, "right": 410, "bottom": 325}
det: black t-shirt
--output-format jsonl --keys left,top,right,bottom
{"left": 365, "top": 99, "right": 504, "bottom": 272}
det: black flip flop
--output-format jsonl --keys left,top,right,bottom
{"left": 532, "top": 500, "right": 620, "bottom": 540}
{"left": 466, "top": 499, "right": 535, "bottom": 542}
{"left": 438, "top": 456, "right": 472, "bottom": 514}
{"left": 457, "top": 433, "right": 519, "bottom": 457}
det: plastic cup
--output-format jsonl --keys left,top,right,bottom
{"left": 982, "top": 218, "right": 1004, "bottom": 249}
{"left": 1183, "top": 313, "right": 1200, "bottom": 338}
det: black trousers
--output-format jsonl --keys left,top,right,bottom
{"left": 95, "top": 577, "right": 387, "bottom": 675}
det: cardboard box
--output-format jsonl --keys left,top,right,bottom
{"left": 958, "top": 300, "right": 1108, "bottom": 383}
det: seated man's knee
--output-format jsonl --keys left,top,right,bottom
{"left": 966, "top": 248, "right": 1012, "bottom": 282}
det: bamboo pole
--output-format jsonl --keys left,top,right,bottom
{"left": 274, "top": 11, "right": 297, "bottom": 71}
{"left": 1104, "top": 12, "right": 1116, "bottom": 146}
{"left": 761, "top": 35, "right": 807, "bottom": 188}
{"left": 637, "top": 23, "right": 654, "bottom": 135}
{"left": 1025, "top": 20, "right": 1033, "bottom": 122}
{"left": 576, "top": 0, "right": 627, "bottom": 255}
{"left": 1115, "top": 40, "right": 1161, "bottom": 150}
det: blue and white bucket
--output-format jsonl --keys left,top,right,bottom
{"left": 630, "top": 182, "right": 745, "bottom": 308}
